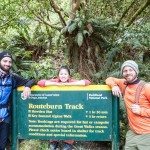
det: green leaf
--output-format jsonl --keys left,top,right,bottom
{"left": 67, "top": 22, "right": 77, "bottom": 34}
{"left": 60, "top": 26, "right": 68, "bottom": 34}
{"left": 78, "top": 20, "right": 83, "bottom": 28}
{"left": 76, "top": 32, "right": 84, "bottom": 47}
{"left": 74, "top": 18, "right": 80, "bottom": 22}
{"left": 66, "top": 19, "right": 73, "bottom": 26}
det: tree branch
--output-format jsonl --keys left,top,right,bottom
{"left": 24, "top": 2, "right": 61, "bottom": 31}
{"left": 70, "top": 0, "right": 81, "bottom": 20}
{"left": 0, "top": 16, "right": 17, "bottom": 29}
{"left": 117, "top": 0, "right": 136, "bottom": 27}
{"left": 35, "top": 14, "right": 61, "bottom": 31}
{"left": 49, "top": 0, "right": 66, "bottom": 27}
{"left": 126, "top": 0, "right": 150, "bottom": 27}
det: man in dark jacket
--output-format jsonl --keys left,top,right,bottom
{"left": 0, "top": 51, "right": 35, "bottom": 150}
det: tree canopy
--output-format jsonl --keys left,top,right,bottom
{"left": 0, "top": 0, "right": 150, "bottom": 81}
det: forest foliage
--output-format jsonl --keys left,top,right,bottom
{"left": 0, "top": 0, "right": 149, "bottom": 82}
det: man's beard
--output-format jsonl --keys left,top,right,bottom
{"left": 0, "top": 64, "right": 11, "bottom": 73}
{"left": 124, "top": 74, "right": 138, "bottom": 83}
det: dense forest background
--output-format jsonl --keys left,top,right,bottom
{"left": 1, "top": 0, "right": 149, "bottom": 149}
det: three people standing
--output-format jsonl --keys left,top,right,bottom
{"left": 1, "top": 50, "right": 149, "bottom": 150}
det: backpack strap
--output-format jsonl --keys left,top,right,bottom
{"left": 135, "top": 80, "right": 146, "bottom": 104}
{"left": 10, "top": 73, "right": 16, "bottom": 89}
{"left": 122, "top": 84, "right": 128, "bottom": 97}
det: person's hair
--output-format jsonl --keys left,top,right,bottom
{"left": 58, "top": 65, "right": 71, "bottom": 76}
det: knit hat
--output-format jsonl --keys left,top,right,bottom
{"left": 0, "top": 51, "right": 12, "bottom": 61}
{"left": 121, "top": 60, "right": 139, "bottom": 75}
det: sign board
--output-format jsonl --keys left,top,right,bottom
{"left": 12, "top": 85, "right": 119, "bottom": 150}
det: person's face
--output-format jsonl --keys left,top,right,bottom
{"left": 0, "top": 57, "right": 12, "bottom": 72}
{"left": 58, "top": 68, "right": 70, "bottom": 83}
{"left": 122, "top": 66, "right": 138, "bottom": 83}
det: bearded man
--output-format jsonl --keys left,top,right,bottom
{"left": 105, "top": 60, "right": 150, "bottom": 150}
{"left": 0, "top": 51, "right": 35, "bottom": 150}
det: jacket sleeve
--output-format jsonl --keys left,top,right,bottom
{"left": 105, "top": 77, "right": 125, "bottom": 88}
{"left": 12, "top": 74, "right": 35, "bottom": 88}
{"left": 69, "top": 79, "right": 91, "bottom": 85}
{"left": 37, "top": 78, "right": 59, "bottom": 87}
{"left": 37, "top": 79, "right": 47, "bottom": 87}
{"left": 140, "top": 83, "right": 150, "bottom": 117}
{"left": 83, "top": 79, "right": 91, "bottom": 85}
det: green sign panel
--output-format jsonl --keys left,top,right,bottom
{"left": 12, "top": 85, "right": 119, "bottom": 150}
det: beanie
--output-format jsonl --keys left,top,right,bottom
{"left": 0, "top": 51, "right": 12, "bottom": 61}
{"left": 121, "top": 60, "right": 139, "bottom": 75}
